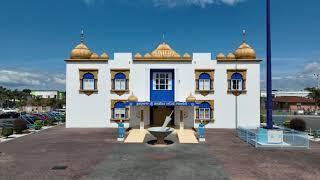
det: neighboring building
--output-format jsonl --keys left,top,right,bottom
{"left": 31, "top": 90, "right": 66, "bottom": 99}
{"left": 21, "top": 105, "right": 53, "bottom": 113}
{"left": 65, "top": 32, "right": 261, "bottom": 129}
{"left": 260, "top": 90, "right": 310, "bottom": 98}
{"left": 273, "top": 96, "right": 317, "bottom": 113}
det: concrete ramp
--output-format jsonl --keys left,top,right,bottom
{"left": 177, "top": 129, "right": 198, "bottom": 144}
{"left": 124, "top": 129, "right": 147, "bottom": 143}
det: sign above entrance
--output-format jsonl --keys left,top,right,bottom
{"left": 126, "top": 101, "right": 198, "bottom": 107}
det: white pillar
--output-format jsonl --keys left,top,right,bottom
{"left": 140, "top": 109, "right": 144, "bottom": 130}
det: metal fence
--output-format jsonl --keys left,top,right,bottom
{"left": 237, "top": 127, "right": 309, "bottom": 148}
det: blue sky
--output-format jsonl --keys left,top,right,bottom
{"left": 0, "top": 0, "right": 319, "bottom": 91}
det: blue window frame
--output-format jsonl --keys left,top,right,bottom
{"left": 82, "top": 73, "right": 95, "bottom": 90}
{"left": 231, "top": 73, "right": 243, "bottom": 91}
{"left": 114, "top": 73, "right": 126, "bottom": 90}
{"left": 114, "top": 102, "right": 126, "bottom": 119}
{"left": 199, "top": 102, "right": 211, "bottom": 120}
{"left": 199, "top": 73, "right": 211, "bottom": 91}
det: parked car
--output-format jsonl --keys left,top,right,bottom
{"left": 1, "top": 108, "right": 18, "bottom": 113}
{"left": 0, "top": 112, "right": 20, "bottom": 119}
{"left": 0, "top": 119, "right": 14, "bottom": 128}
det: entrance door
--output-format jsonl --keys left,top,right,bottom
{"left": 151, "top": 106, "right": 174, "bottom": 126}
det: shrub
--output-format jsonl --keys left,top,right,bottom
{"left": 13, "top": 119, "right": 28, "bottom": 134}
{"left": 289, "top": 118, "right": 306, "bottom": 131}
{"left": 1, "top": 127, "right": 13, "bottom": 138}
{"left": 34, "top": 120, "right": 43, "bottom": 130}
{"left": 260, "top": 114, "right": 266, "bottom": 123}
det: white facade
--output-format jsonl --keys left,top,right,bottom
{"left": 65, "top": 41, "right": 261, "bottom": 129}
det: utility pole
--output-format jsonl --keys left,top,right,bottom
{"left": 313, "top": 73, "right": 320, "bottom": 89}
{"left": 266, "top": 0, "right": 273, "bottom": 129}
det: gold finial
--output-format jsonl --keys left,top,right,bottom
{"left": 81, "top": 29, "right": 84, "bottom": 43}
{"left": 242, "top": 29, "right": 246, "bottom": 43}
{"left": 162, "top": 33, "right": 165, "bottom": 43}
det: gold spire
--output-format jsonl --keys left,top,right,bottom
{"left": 70, "top": 30, "right": 92, "bottom": 59}
{"left": 134, "top": 53, "right": 142, "bottom": 59}
{"left": 226, "top": 53, "right": 236, "bottom": 60}
{"left": 234, "top": 30, "right": 256, "bottom": 59}
{"left": 128, "top": 93, "right": 138, "bottom": 102}
{"left": 100, "top": 52, "right": 109, "bottom": 59}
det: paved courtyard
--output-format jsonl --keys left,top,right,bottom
{"left": 0, "top": 125, "right": 320, "bottom": 180}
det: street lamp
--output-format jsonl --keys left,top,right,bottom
{"left": 313, "top": 73, "right": 320, "bottom": 89}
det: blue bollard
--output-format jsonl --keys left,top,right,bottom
{"left": 118, "top": 120, "right": 124, "bottom": 141}
{"left": 198, "top": 120, "right": 205, "bottom": 142}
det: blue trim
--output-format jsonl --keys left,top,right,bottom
{"left": 199, "top": 102, "right": 210, "bottom": 108}
{"left": 150, "top": 69, "right": 174, "bottom": 102}
{"left": 231, "top": 73, "right": 243, "bottom": 80}
{"left": 114, "top": 102, "right": 125, "bottom": 108}
{"left": 83, "top": 73, "right": 94, "bottom": 79}
{"left": 199, "top": 73, "right": 210, "bottom": 80}
{"left": 115, "top": 73, "right": 126, "bottom": 79}
{"left": 126, "top": 101, "right": 199, "bottom": 107}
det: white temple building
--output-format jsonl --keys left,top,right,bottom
{"left": 65, "top": 32, "right": 261, "bottom": 129}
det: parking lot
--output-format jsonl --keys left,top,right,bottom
{"left": 0, "top": 125, "right": 320, "bottom": 180}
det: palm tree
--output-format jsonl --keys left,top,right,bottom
{"left": 305, "top": 87, "right": 320, "bottom": 111}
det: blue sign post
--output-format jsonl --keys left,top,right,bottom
{"left": 198, "top": 120, "right": 205, "bottom": 142}
{"left": 117, "top": 120, "right": 124, "bottom": 142}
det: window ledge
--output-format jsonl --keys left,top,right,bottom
{"left": 227, "top": 90, "right": 247, "bottom": 94}
{"left": 79, "top": 89, "right": 98, "bottom": 96}
{"left": 196, "top": 90, "right": 214, "bottom": 93}
{"left": 195, "top": 119, "right": 215, "bottom": 123}
{"left": 110, "top": 118, "right": 130, "bottom": 122}
{"left": 111, "top": 89, "right": 129, "bottom": 94}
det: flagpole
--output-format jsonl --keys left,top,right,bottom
{"left": 266, "top": 0, "right": 273, "bottom": 129}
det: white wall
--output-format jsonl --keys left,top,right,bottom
{"left": 66, "top": 52, "right": 260, "bottom": 129}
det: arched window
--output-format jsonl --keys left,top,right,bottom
{"left": 231, "top": 73, "right": 243, "bottom": 91}
{"left": 114, "top": 73, "right": 126, "bottom": 90}
{"left": 114, "top": 102, "right": 126, "bottom": 119}
{"left": 199, "top": 73, "right": 211, "bottom": 91}
{"left": 199, "top": 102, "right": 211, "bottom": 120}
{"left": 82, "top": 73, "right": 95, "bottom": 90}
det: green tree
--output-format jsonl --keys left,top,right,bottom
{"left": 305, "top": 87, "right": 320, "bottom": 110}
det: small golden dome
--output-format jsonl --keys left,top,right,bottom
{"left": 226, "top": 53, "right": 236, "bottom": 60}
{"left": 186, "top": 93, "right": 196, "bottom": 102}
{"left": 134, "top": 53, "right": 142, "bottom": 59}
{"left": 128, "top": 93, "right": 138, "bottom": 102}
{"left": 183, "top": 53, "right": 191, "bottom": 59}
{"left": 70, "top": 42, "right": 92, "bottom": 59}
{"left": 234, "top": 42, "right": 256, "bottom": 59}
{"left": 90, "top": 52, "right": 99, "bottom": 59}
{"left": 216, "top": 53, "right": 226, "bottom": 60}
{"left": 100, "top": 52, "right": 109, "bottom": 59}
{"left": 144, "top": 53, "right": 152, "bottom": 59}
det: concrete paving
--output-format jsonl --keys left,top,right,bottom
{"left": 0, "top": 125, "right": 320, "bottom": 180}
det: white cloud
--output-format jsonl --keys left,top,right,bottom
{"left": 153, "top": 0, "right": 244, "bottom": 7}
{"left": 0, "top": 69, "right": 65, "bottom": 90}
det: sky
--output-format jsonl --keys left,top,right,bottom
{"left": 0, "top": 0, "right": 320, "bottom": 91}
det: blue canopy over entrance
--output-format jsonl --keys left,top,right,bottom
{"left": 126, "top": 101, "right": 199, "bottom": 107}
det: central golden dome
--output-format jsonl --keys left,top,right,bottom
{"left": 150, "top": 42, "right": 181, "bottom": 59}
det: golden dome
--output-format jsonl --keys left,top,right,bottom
{"left": 226, "top": 53, "right": 236, "bottom": 60}
{"left": 144, "top": 53, "right": 152, "bottom": 59}
{"left": 90, "top": 53, "right": 99, "bottom": 59}
{"left": 183, "top": 53, "right": 191, "bottom": 59}
{"left": 134, "top": 53, "right": 142, "bottom": 59}
{"left": 128, "top": 93, "right": 138, "bottom": 102}
{"left": 70, "top": 42, "right": 92, "bottom": 59}
{"left": 234, "top": 42, "right": 256, "bottom": 59}
{"left": 186, "top": 93, "right": 196, "bottom": 102}
{"left": 150, "top": 42, "right": 181, "bottom": 59}
{"left": 216, "top": 53, "right": 226, "bottom": 60}
{"left": 100, "top": 52, "right": 109, "bottom": 59}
